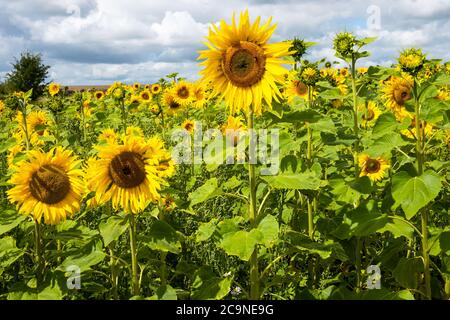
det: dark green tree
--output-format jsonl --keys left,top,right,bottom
{"left": 6, "top": 52, "right": 50, "bottom": 100}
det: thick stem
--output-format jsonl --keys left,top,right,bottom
{"left": 160, "top": 251, "right": 168, "bottom": 287}
{"left": 307, "top": 198, "right": 314, "bottom": 240}
{"left": 129, "top": 214, "right": 140, "bottom": 296}
{"left": 355, "top": 237, "right": 362, "bottom": 292}
{"left": 414, "top": 82, "right": 431, "bottom": 299}
{"left": 109, "top": 246, "right": 119, "bottom": 300}
{"left": 34, "top": 220, "right": 42, "bottom": 284}
{"left": 351, "top": 57, "right": 360, "bottom": 176}
{"left": 247, "top": 108, "right": 259, "bottom": 300}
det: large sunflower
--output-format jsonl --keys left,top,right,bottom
{"left": 163, "top": 90, "right": 184, "bottom": 115}
{"left": 358, "top": 154, "right": 390, "bottom": 182}
{"left": 85, "top": 133, "right": 175, "bottom": 214}
{"left": 381, "top": 75, "right": 413, "bottom": 117}
{"left": 198, "top": 10, "right": 292, "bottom": 115}
{"left": 171, "top": 81, "right": 194, "bottom": 107}
{"left": 7, "top": 147, "right": 84, "bottom": 225}
{"left": 360, "top": 101, "right": 381, "bottom": 128}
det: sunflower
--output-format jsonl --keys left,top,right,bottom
{"left": 381, "top": 75, "right": 413, "bottom": 117}
{"left": 85, "top": 133, "right": 175, "bottom": 214}
{"left": 163, "top": 91, "right": 183, "bottom": 115}
{"left": 151, "top": 84, "right": 162, "bottom": 95}
{"left": 192, "top": 83, "right": 207, "bottom": 108}
{"left": 198, "top": 10, "right": 292, "bottom": 115}
{"left": 446, "top": 131, "right": 450, "bottom": 148}
{"left": 358, "top": 154, "right": 390, "bottom": 182}
{"left": 340, "top": 68, "right": 349, "bottom": 77}
{"left": 48, "top": 83, "right": 60, "bottom": 96}
{"left": 133, "top": 82, "right": 140, "bottom": 90}
{"left": 357, "top": 67, "right": 368, "bottom": 75}
{"left": 284, "top": 78, "right": 309, "bottom": 104}
{"left": 140, "top": 90, "right": 152, "bottom": 102}
{"left": 0, "top": 100, "right": 5, "bottom": 114}
{"left": 182, "top": 119, "right": 196, "bottom": 133}
{"left": 7, "top": 147, "right": 84, "bottom": 225}
{"left": 126, "top": 126, "right": 144, "bottom": 138}
{"left": 98, "top": 128, "right": 118, "bottom": 144}
{"left": 170, "top": 81, "right": 194, "bottom": 107}
{"left": 15, "top": 110, "right": 52, "bottom": 146}
{"left": 149, "top": 104, "right": 160, "bottom": 114}
{"left": 401, "top": 115, "right": 434, "bottom": 139}
{"left": 361, "top": 101, "right": 381, "bottom": 128}
{"left": 7, "top": 144, "right": 24, "bottom": 169}
{"left": 159, "top": 195, "right": 176, "bottom": 212}
{"left": 95, "top": 91, "right": 105, "bottom": 100}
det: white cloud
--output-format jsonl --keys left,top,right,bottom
{"left": 0, "top": 0, "right": 449, "bottom": 84}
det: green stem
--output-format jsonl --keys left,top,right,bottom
{"left": 355, "top": 237, "right": 362, "bottom": 292}
{"left": 351, "top": 57, "right": 359, "bottom": 175}
{"left": 307, "top": 198, "right": 314, "bottom": 240}
{"left": 414, "top": 81, "right": 431, "bottom": 299}
{"left": 34, "top": 220, "right": 42, "bottom": 284}
{"left": 109, "top": 246, "right": 119, "bottom": 300}
{"left": 247, "top": 107, "right": 259, "bottom": 300}
{"left": 160, "top": 251, "right": 168, "bottom": 287}
{"left": 129, "top": 214, "right": 140, "bottom": 296}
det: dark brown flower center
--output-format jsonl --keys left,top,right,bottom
{"left": 294, "top": 81, "right": 308, "bottom": 96}
{"left": 142, "top": 93, "right": 150, "bottom": 100}
{"left": 177, "top": 87, "right": 190, "bottom": 99}
{"left": 222, "top": 41, "right": 266, "bottom": 88}
{"left": 184, "top": 123, "right": 194, "bottom": 131}
{"left": 365, "top": 159, "right": 381, "bottom": 174}
{"left": 393, "top": 85, "right": 411, "bottom": 105}
{"left": 109, "top": 151, "right": 146, "bottom": 188}
{"left": 29, "top": 164, "right": 71, "bottom": 204}
{"left": 96, "top": 93, "right": 103, "bottom": 99}
{"left": 363, "top": 109, "right": 375, "bottom": 121}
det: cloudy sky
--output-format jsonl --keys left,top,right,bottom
{"left": 0, "top": 0, "right": 449, "bottom": 85}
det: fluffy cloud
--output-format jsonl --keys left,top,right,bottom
{"left": 0, "top": 0, "right": 449, "bottom": 84}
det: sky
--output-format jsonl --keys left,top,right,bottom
{"left": 0, "top": 0, "right": 449, "bottom": 85}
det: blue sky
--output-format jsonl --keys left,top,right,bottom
{"left": 0, "top": 0, "right": 449, "bottom": 85}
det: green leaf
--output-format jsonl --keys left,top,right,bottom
{"left": 0, "top": 236, "right": 24, "bottom": 270}
{"left": 0, "top": 138, "right": 18, "bottom": 153}
{"left": 261, "top": 172, "right": 326, "bottom": 190}
{"left": 0, "top": 210, "right": 27, "bottom": 236}
{"left": 371, "top": 113, "right": 398, "bottom": 138}
{"left": 271, "top": 110, "right": 322, "bottom": 124}
{"left": 256, "top": 215, "right": 279, "bottom": 247}
{"left": 287, "top": 231, "right": 348, "bottom": 261}
{"left": 142, "top": 220, "right": 182, "bottom": 254}
{"left": 378, "top": 218, "right": 415, "bottom": 240}
{"left": 191, "top": 267, "right": 233, "bottom": 300}
{"left": 189, "top": 178, "right": 222, "bottom": 207}
{"left": 433, "top": 74, "right": 450, "bottom": 86}
{"left": 366, "top": 132, "right": 408, "bottom": 156}
{"left": 219, "top": 229, "right": 262, "bottom": 261}
{"left": 149, "top": 285, "right": 177, "bottom": 300}
{"left": 98, "top": 215, "right": 129, "bottom": 247}
{"left": 195, "top": 219, "right": 217, "bottom": 242}
{"left": 392, "top": 257, "right": 423, "bottom": 289}
{"left": 333, "top": 211, "right": 389, "bottom": 239}
{"left": 392, "top": 171, "right": 442, "bottom": 219}
{"left": 58, "top": 243, "right": 106, "bottom": 273}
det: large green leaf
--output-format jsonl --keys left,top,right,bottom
{"left": 189, "top": 178, "right": 222, "bottom": 207}
{"left": 149, "top": 285, "right": 177, "bottom": 300}
{"left": 256, "top": 215, "right": 279, "bottom": 247}
{"left": 219, "top": 229, "right": 262, "bottom": 261}
{"left": 261, "top": 172, "right": 326, "bottom": 190}
{"left": 99, "top": 215, "right": 129, "bottom": 247}
{"left": 392, "top": 171, "right": 442, "bottom": 219}
{"left": 0, "top": 210, "right": 27, "bottom": 236}
{"left": 366, "top": 132, "right": 408, "bottom": 155}
{"left": 371, "top": 113, "right": 398, "bottom": 138}
{"left": 57, "top": 243, "right": 106, "bottom": 273}
{"left": 142, "top": 220, "right": 182, "bottom": 254}
{"left": 191, "top": 267, "right": 233, "bottom": 300}
{"left": 287, "top": 231, "right": 348, "bottom": 261}
{"left": 0, "top": 236, "right": 24, "bottom": 271}
{"left": 392, "top": 257, "right": 423, "bottom": 289}
{"left": 195, "top": 219, "right": 217, "bottom": 242}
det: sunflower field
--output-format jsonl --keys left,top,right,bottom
{"left": 0, "top": 10, "right": 449, "bottom": 301}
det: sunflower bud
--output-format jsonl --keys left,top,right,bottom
{"left": 300, "top": 64, "right": 319, "bottom": 86}
{"left": 398, "top": 48, "right": 426, "bottom": 75}
{"left": 333, "top": 32, "right": 356, "bottom": 58}
{"left": 290, "top": 38, "right": 308, "bottom": 62}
